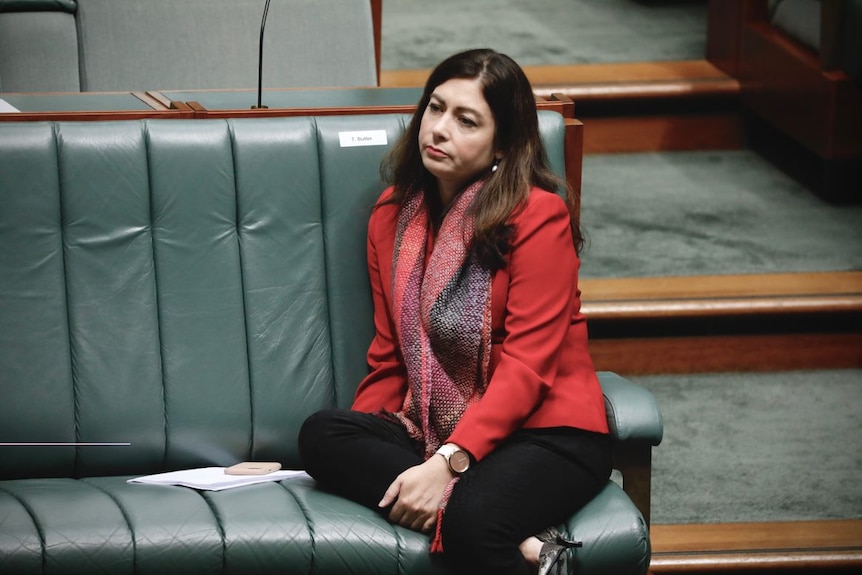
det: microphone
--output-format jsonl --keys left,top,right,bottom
{"left": 252, "top": 0, "right": 272, "bottom": 109}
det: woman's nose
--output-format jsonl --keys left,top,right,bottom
{"left": 431, "top": 115, "right": 450, "bottom": 139}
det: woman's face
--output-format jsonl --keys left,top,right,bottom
{"left": 418, "top": 77, "right": 500, "bottom": 203}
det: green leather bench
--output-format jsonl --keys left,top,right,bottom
{"left": 0, "top": 112, "right": 662, "bottom": 574}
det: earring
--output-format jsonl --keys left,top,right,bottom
{"left": 491, "top": 158, "right": 500, "bottom": 173}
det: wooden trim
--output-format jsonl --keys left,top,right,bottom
{"left": 741, "top": 21, "right": 862, "bottom": 159}
{"left": 706, "top": 0, "right": 769, "bottom": 77}
{"left": 708, "top": 0, "right": 862, "bottom": 161}
{"left": 564, "top": 119, "right": 584, "bottom": 223}
{"left": 650, "top": 520, "right": 862, "bottom": 573}
{"left": 533, "top": 78, "right": 739, "bottom": 103}
{"left": 819, "top": 0, "right": 845, "bottom": 70}
{"left": 143, "top": 90, "right": 174, "bottom": 109}
{"left": 585, "top": 295, "right": 862, "bottom": 320}
{"left": 0, "top": 89, "right": 194, "bottom": 122}
{"left": 381, "top": 60, "right": 741, "bottom": 106}
{"left": 613, "top": 443, "right": 653, "bottom": 526}
{"left": 524, "top": 60, "right": 732, "bottom": 85}
{"left": 379, "top": 68, "right": 429, "bottom": 88}
{"left": 589, "top": 333, "right": 862, "bottom": 375}
{"left": 0, "top": 110, "right": 190, "bottom": 122}
{"left": 584, "top": 272, "right": 862, "bottom": 374}
{"left": 533, "top": 95, "right": 574, "bottom": 119}
{"left": 583, "top": 272, "right": 862, "bottom": 301}
{"left": 581, "top": 113, "right": 745, "bottom": 154}
{"left": 581, "top": 272, "right": 862, "bottom": 319}
{"left": 383, "top": 60, "right": 740, "bottom": 106}
{"left": 547, "top": 92, "right": 575, "bottom": 119}
{"left": 381, "top": 60, "right": 733, "bottom": 89}
{"left": 177, "top": 92, "right": 571, "bottom": 119}
{"left": 526, "top": 61, "right": 739, "bottom": 103}
{"left": 186, "top": 101, "right": 207, "bottom": 115}
{"left": 132, "top": 91, "right": 171, "bottom": 111}
{"left": 168, "top": 100, "right": 194, "bottom": 112}
{"left": 182, "top": 102, "right": 418, "bottom": 119}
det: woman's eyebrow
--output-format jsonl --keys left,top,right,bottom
{"left": 429, "top": 93, "right": 483, "bottom": 118}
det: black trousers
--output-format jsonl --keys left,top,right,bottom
{"left": 298, "top": 410, "right": 611, "bottom": 574}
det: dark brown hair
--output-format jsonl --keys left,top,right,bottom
{"left": 381, "top": 48, "right": 582, "bottom": 269}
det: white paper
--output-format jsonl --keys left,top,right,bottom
{"left": 0, "top": 99, "right": 21, "bottom": 113}
{"left": 128, "top": 467, "right": 311, "bottom": 491}
{"left": 339, "top": 130, "right": 387, "bottom": 148}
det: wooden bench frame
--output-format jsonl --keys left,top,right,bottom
{"left": 705, "top": 0, "right": 862, "bottom": 202}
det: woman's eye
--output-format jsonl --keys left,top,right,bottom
{"left": 428, "top": 102, "right": 442, "bottom": 113}
{"left": 459, "top": 117, "right": 476, "bottom": 127}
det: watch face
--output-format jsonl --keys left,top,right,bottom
{"left": 450, "top": 450, "right": 470, "bottom": 473}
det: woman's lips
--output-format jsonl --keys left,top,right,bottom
{"left": 424, "top": 145, "right": 448, "bottom": 160}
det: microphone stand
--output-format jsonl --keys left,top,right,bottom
{"left": 252, "top": 0, "right": 272, "bottom": 109}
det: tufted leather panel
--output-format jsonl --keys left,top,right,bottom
{"left": 83, "top": 476, "right": 224, "bottom": 574}
{"left": 0, "top": 123, "right": 77, "bottom": 478}
{"left": 229, "top": 118, "right": 333, "bottom": 465}
{"left": 60, "top": 122, "right": 165, "bottom": 475}
{"left": 0, "top": 489, "right": 42, "bottom": 573}
{"left": 1, "top": 479, "right": 135, "bottom": 572}
{"left": 315, "top": 114, "right": 410, "bottom": 408}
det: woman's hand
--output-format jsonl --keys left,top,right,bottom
{"left": 378, "top": 455, "right": 454, "bottom": 532}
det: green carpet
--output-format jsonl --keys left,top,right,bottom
{"left": 579, "top": 149, "right": 862, "bottom": 279}
{"left": 381, "top": 0, "right": 708, "bottom": 69}
{"left": 634, "top": 369, "right": 862, "bottom": 524}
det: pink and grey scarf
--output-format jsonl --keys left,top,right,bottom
{"left": 390, "top": 179, "right": 493, "bottom": 459}
{"left": 389, "top": 179, "right": 494, "bottom": 552}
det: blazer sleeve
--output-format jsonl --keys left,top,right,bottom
{"left": 447, "top": 190, "right": 579, "bottom": 460}
{"left": 351, "top": 196, "right": 408, "bottom": 413}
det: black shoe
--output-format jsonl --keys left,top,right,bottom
{"left": 536, "top": 527, "right": 582, "bottom": 575}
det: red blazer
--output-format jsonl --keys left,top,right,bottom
{"left": 352, "top": 186, "right": 609, "bottom": 461}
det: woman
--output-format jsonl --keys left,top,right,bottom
{"left": 299, "top": 48, "right": 611, "bottom": 575}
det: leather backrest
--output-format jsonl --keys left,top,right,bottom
{"left": 75, "top": 0, "right": 377, "bottom": 91}
{"left": 0, "top": 0, "right": 376, "bottom": 93}
{"left": 0, "top": 112, "right": 567, "bottom": 479}
{"left": 0, "top": 7, "right": 80, "bottom": 92}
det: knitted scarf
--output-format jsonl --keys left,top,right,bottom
{"left": 389, "top": 179, "right": 493, "bottom": 552}
{"left": 391, "top": 178, "right": 493, "bottom": 457}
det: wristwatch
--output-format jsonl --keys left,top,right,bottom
{"left": 436, "top": 443, "right": 471, "bottom": 474}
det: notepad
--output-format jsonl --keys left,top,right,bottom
{"left": 128, "top": 467, "right": 310, "bottom": 491}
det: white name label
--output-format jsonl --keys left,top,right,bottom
{"left": 339, "top": 130, "right": 388, "bottom": 148}
{"left": 0, "top": 99, "right": 21, "bottom": 113}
